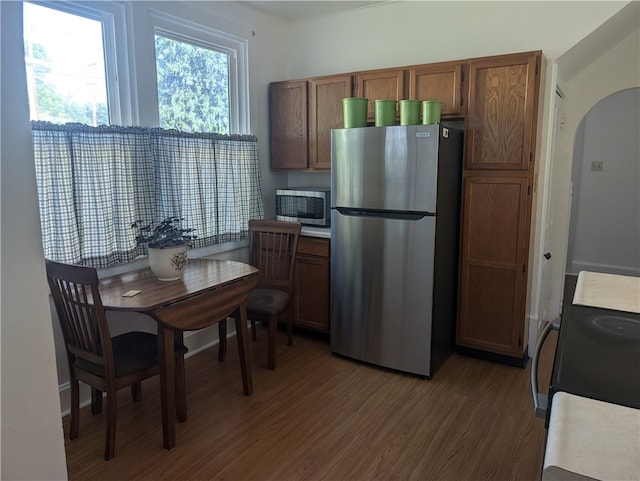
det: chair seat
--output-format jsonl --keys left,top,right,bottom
{"left": 247, "top": 288, "right": 289, "bottom": 316}
{"left": 75, "top": 331, "right": 188, "bottom": 378}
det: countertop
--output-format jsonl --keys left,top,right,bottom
{"left": 573, "top": 271, "right": 640, "bottom": 313}
{"left": 300, "top": 226, "right": 331, "bottom": 239}
{"left": 543, "top": 392, "right": 639, "bottom": 481}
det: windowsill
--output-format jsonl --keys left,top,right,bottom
{"left": 96, "top": 239, "right": 249, "bottom": 279}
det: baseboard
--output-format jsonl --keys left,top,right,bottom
{"left": 569, "top": 261, "right": 639, "bottom": 277}
{"left": 456, "top": 345, "right": 529, "bottom": 368}
{"left": 57, "top": 323, "right": 236, "bottom": 417}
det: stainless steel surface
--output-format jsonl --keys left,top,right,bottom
{"left": 275, "top": 187, "right": 330, "bottom": 227}
{"left": 331, "top": 125, "right": 439, "bottom": 213}
{"left": 331, "top": 209, "right": 435, "bottom": 375}
{"left": 330, "top": 124, "right": 463, "bottom": 377}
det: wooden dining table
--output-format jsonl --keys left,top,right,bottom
{"left": 98, "top": 258, "right": 260, "bottom": 450}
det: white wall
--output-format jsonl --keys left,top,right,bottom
{"left": 283, "top": 1, "right": 627, "bottom": 78}
{"left": 568, "top": 88, "right": 639, "bottom": 276}
{"left": 1, "top": 2, "right": 68, "bottom": 479}
{"left": 550, "top": 9, "right": 639, "bottom": 292}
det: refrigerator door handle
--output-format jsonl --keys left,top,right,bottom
{"left": 335, "top": 207, "right": 433, "bottom": 221}
{"left": 530, "top": 317, "right": 561, "bottom": 418}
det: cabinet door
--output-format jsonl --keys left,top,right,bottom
{"left": 309, "top": 75, "right": 353, "bottom": 171}
{"left": 293, "top": 237, "right": 330, "bottom": 333}
{"left": 456, "top": 175, "right": 530, "bottom": 357}
{"left": 408, "top": 62, "right": 464, "bottom": 116}
{"left": 466, "top": 53, "right": 539, "bottom": 170}
{"left": 355, "top": 69, "right": 405, "bottom": 122}
{"left": 270, "top": 81, "right": 308, "bottom": 170}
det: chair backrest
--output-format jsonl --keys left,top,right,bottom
{"left": 45, "top": 260, "right": 115, "bottom": 376}
{"left": 248, "top": 220, "right": 301, "bottom": 293}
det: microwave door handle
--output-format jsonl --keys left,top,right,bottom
{"left": 530, "top": 317, "right": 560, "bottom": 418}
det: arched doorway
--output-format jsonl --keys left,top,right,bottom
{"left": 566, "top": 87, "right": 640, "bottom": 277}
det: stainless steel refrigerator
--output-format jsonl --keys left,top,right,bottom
{"left": 330, "top": 124, "right": 463, "bottom": 378}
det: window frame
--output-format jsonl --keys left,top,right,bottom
{"left": 148, "top": 9, "right": 250, "bottom": 134}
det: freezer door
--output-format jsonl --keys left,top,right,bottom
{"left": 331, "top": 125, "right": 440, "bottom": 213}
{"left": 330, "top": 209, "right": 436, "bottom": 376}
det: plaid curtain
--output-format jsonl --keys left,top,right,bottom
{"left": 32, "top": 122, "right": 264, "bottom": 268}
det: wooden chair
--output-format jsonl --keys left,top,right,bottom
{"left": 218, "top": 220, "right": 301, "bottom": 369}
{"left": 45, "top": 260, "right": 188, "bottom": 460}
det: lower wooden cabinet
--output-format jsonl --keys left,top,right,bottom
{"left": 456, "top": 174, "right": 531, "bottom": 358}
{"left": 293, "top": 236, "right": 330, "bottom": 333}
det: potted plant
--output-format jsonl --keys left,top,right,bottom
{"left": 131, "top": 216, "right": 197, "bottom": 281}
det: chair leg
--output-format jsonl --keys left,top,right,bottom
{"left": 175, "top": 352, "right": 187, "bottom": 422}
{"left": 251, "top": 319, "right": 257, "bottom": 341}
{"left": 267, "top": 314, "right": 277, "bottom": 370}
{"left": 218, "top": 318, "right": 227, "bottom": 362}
{"left": 91, "top": 387, "right": 103, "bottom": 414}
{"left": 70, "top": 379, "right": 80, "bottom": 440}
{"left": 131, "top": 382, "right": 142, "bottom": 402}
{"left": 104, "top": 389, "right": 117, "bottom": 461}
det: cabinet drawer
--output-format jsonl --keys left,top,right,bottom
{"left": 298, "top": 236, "right": 330, "bottom": 257}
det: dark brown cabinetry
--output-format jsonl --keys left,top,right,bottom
{"left": 408, "top": 61, "right": 465, "bottom": 116}
{"left": 465, "top": 53, "right": 538, "bottom": 170}
{"left": 293, "top": 236, "right": 330, "bottom": 333}
{"left": 309, "top": 75, "right": 353, "bottom": 170}
{"left": 355, "top": 68, "right": 405, "bottom": 122}
{"left": 270, "top": 76, "right": 352, "bottom": 171}
{"left": 270, "top": 80, "right": 308, "bottom": 170}
{"left": 456, "top": 51, "right": 542, "bottom": 361}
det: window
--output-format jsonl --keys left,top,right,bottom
{"left": 150, "top": 10, "right": 249, "bottom": 134}
{"left": 22, "top": 1, "right": 122, "bottom": 125}
{"left": 155, "top": 34, "right": 230, "bottom": 134}
{"left": 25, "top": 4, "right": 258, "bottom": 268}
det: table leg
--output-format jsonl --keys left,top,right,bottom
{"left": 158, "top": 325, "right": 176, "bottom": 450}
{"left": 234, "top": 303, "right": 253, "bottom": 396}
{"left": 175, "top": 330, "right": 187, "bottom": 423}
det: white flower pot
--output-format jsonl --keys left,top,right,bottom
{"left": 148, "top": 245, "right": 188, "bottom": 281}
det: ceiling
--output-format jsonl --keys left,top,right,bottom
{"left": 243, "top": 1, "right": 390, "bottom": 21}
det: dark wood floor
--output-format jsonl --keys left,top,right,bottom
{"left": 63, "top": 321, "right": 558, "bottom": 481}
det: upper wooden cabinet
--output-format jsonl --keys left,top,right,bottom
{"left": 309, "top": 75, "right": 353, "bottom": 170}
{"left": 270, "top": 75, "right": 352, "bottom": 171}
{"left": 355, "top": 68, "right": 405, "bottom": 122}
{"left": 465, "top": 53, "right": 539, "bottom": 170}
{"left": 408, "top": 61, "right": 464, "bottom": 116}
{"left": 270, "top": 80, "right": 308, "bottom": 170}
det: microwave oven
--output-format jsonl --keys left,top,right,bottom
{"left": 275, "top": 187, "right": 331, "bottom": 227}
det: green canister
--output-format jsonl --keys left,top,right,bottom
{"left": 342, "top": 98, "right": 368, "bottom": 128}
{"left": 374, "top": 100, "right": 397, "bottom": 127}
{"left": 422, "top": 101, "right": 442, "bottom": 124}
{"left": 400, "top": 100, "right": 421, "bottom": 125}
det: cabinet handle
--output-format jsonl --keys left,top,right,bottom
{"left": 544, "top": 252, "right": 552, "bottom": 260}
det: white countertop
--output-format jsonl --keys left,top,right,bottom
{"left": 543, "top": 392, "right": 640, "bottom": 481}
{"left": 573, "top": 271, "right": 640, "bottom": 313}
{"left": 300, "top": 226, "right": 331, "bottom": 239}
